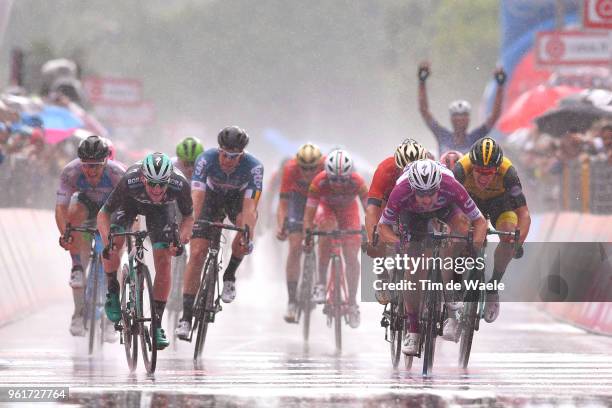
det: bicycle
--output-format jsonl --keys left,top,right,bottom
{"left": 63, "top": 224, "right": 108, "bottom": 355}
{"left": 397, "top": 226, "right": 474, "bottom": 376}
{"left": 305, "top": 227, "right": 365, "bottom": 352}
{"left": 458, "top": 227, "right": 520, "bottom": 369}
{"left": 107, "top": 226, "right": 181, "bottom": 374}
{"left": 186, "top": 220, "right": 250, "bottom": 362}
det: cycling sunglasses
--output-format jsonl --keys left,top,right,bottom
{"left": 81, "top": 161, "right": 105, "bottom": 169}
{"left": 414, "top": 188, "right": 439, "bottom": 197}
{"left": 145, "top": 178, "right": 169, "bottom": 188}
{"left": 219, "top": 148, "right": 243, "bottom": 159}
{"left": 473, "top": 165, "right": 498, "bottom": 175}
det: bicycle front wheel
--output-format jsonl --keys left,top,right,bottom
{"left": 194, "top": 256, "right": 217, "bottom": 361}
{"left": 138, "top": 265, "right": 157, "bottom": 374}
{"left": 300, "top": 251, "right": 316, "bottom": 343}
{"left": 87, "top": 256, "right": 100, "bottom": 355}
{"left": 459, "top": 301, "right": 477, "bottom": 369}
{"left": 332, "top": 256, "right": 343, "bottom": 352}
{"left": 422, "top": 285, "right": 441, "bottom": 376}
{"left": 120, "top": 264, "right": 138, "bottom": 372}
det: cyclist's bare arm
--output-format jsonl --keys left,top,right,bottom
{"left": 365, "top": 203, "right": 383, "bottom": 242}
{"left": 239, "top": 197, "right": 259, "bottom": 237}
{"left": 191, "top": 189, "right": 206, "bottom": 221}
{"left": 377, "top": 222, "right": 399, "bottom": 244}
{"left": 303, "top": 204, "right": 317, "bottom": 232}
{"left": 485, "top": 68, "right": 506, "bottom": 129}
{"left": 417, "top": 61, "right": 435, "bottom": 126}
{"left": 515, "top": 205, "right": 531, "bottom": 244}
{"left": 178, "top": 214, "right": 195, "bottom": 245}
{"left": 471, "top": 216, "right": 488, "bottom": 249}
{"left": 97, "top": 207, "right": 112, "bottom": 248}
{"left": 55, "top": 203, "right": 69, "bottom": 234}
{"left": 276, "top": 197, "right": 289, "bottom": 233}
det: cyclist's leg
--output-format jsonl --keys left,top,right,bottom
{"left": 102, "top": 208, "right": 129, "bottom": 323}
{"left": 66, "top": 198, "right": 89, "bottom": 335}
{"left": 315, "top": 203, "right": 336, "bottom": 285}
{"left": 145, "top": 204, "right": 175, "bottom": 348}
{"left": 338, "top": 201, "right": 361, "bottom": 306}
{"left": 285, "top": 195, "right": 306, "bottom": 309}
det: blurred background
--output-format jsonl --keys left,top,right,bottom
{"left": 0, "top": 1, "right": 611, "bottom": 404}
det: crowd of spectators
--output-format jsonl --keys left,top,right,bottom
{"left": 0, "top": 58, "right": 105, "bottom": 208}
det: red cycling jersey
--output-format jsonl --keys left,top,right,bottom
{"left": 306, "top": 171, "right": 368, "bottom": 209}
{"left": 280, "top": 158, "right": 323, "bottom": 198}
{"left": 367, "top": 156, "right": 401, "bottom": 207}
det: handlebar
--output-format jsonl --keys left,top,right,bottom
{"left": 199, "top": 220, "right": 250, "bottom": 243}
{"left": 63, "top": 223, "right": 98, "bottom": 242}
{"left": 487, "top": 227, "right": 521, "bottom": 253}
{"left": 103, "top": 230, "right": 149, "bottom": 260}
{"left": 304, "top": 227, "right": 366, "bottom": 247}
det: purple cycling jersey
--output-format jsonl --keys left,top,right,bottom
{"left": 380, "top": 169, "right": 482, "bottom": 225}
{"left": 56, "top": 158, "right": 126, "bottom": 206}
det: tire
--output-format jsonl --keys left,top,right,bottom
{"left": 194, "top": 256, "right": 216, "bottom": 362}
{"left": 300, "top": 252, "right": 315, "bottom": 343}
{"left": 405, "top": 355, "right": 413, "bottom": 370}
{"left": 389, "top": 323, "right": 402, "bottom": 369}
{"left": 332, "top": 257, "right": 343, "bottom": 353}
{"left": 422, "top": 284, "right": 440, "bottom": 377}
{"left": 121, "top": 265, "right": 138, "bottom": 372}
{"left": 459, "top": 301, "right": 477, "bottom": 369}
{"left": 138, "top": 265, "right": 157, "bottom": 374}
{"left": 87, "top": 256, "right": 99, "bottom": 355}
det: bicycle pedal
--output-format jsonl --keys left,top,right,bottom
{"left": 380, "top": 316, "right": 389, "bottom": 328}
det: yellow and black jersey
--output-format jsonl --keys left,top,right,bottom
{"left": 453, "top": 156, "right": 526, "bottom": 209}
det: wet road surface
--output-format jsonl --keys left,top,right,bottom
{"left": 1, "top": 236, "right": 611, "bottom": 407}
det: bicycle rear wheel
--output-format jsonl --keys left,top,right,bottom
{"left": 120, "top": 265, "right": 138, "bottom": 372}
{"left": 332, "top": 257, "right": 343, "bottom": 352}
{"left": 138, "top": 265, "right": 157, "bottom": 374}
{"left": 194, "top": 256, "right": 216, "bottom": 361}
{"left": 459, "top": 301, "right": 477, "bottom": 369}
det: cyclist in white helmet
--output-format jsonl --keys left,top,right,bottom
{"left": 303, "top": 149, "right": 368, "bottom": 329}
{"left": 378, "top": 159, "right": 487, "bottom": 355}
{"left": 417, "top": 60, "right": 506, "bottom": 155}
{"left": 97, "top": 152, "right": 194, "bottom": 350}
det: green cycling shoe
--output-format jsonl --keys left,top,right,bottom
{"left": 155, "top": 328, "right": 169, "bottom": 350}
{"left": 104, "top": 292, "right": 121, "bottom": 323}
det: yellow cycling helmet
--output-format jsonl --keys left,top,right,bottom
{"left": 296, "top": 142, "right": 322, "bottom": 169}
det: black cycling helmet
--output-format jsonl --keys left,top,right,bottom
{"left": 218, "top": 126, "right": 249, "bottom": 151}
{"left": 469, "top": 137, "right": 503, "bottom": 168}
{"left": 78, "top": 135, "right": 109, "bottom": 161}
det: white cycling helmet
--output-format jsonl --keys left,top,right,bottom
{"left": 406, "top": 159, "right": 442, "bottom": 192}
{"left": 449, "top": 100, "right": 471, "bottom": 115}
{"left": 142, "top": 152, "right": 173, "bottom": 183}
{"left": 325, "top": 149, "right": 353, "bottom": 178}
{"left": 394, "top": 138, "right": 428, "bottom": 169}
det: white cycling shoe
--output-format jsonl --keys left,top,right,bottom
{"left": 312, "top": 284, "right": 326, "bottom": 304}
{"left": 69, "top": 267, "right": 85, "bottom": 289}
{"left": 284, "top": 302, "right": 298, "bottom": 324}
{"left": 347, "top": 304, "right": 360, "bottom": 329}
{"left": 484, "top": 291, "right": 500, "bottom": 323}
{"left": 442, "top": 318, "right": 461, "bottom": 342}
{"left": 69, "top": 314, "right": 85, "bottom": 337}
{"left": 176, "top": 320, "right": 191, "bottom": 341}
{"left": 221, "top": 281, "right": 236, "bottom": 303}
{"left": 102, "top": 320, "right": 118, "bottom": 343}
{"left": 402, "top": 332, "right": 420, "bottom": 355}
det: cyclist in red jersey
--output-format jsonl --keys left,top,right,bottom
{"left": 276, "top": 143, "right": 324, "bottom": 323}
{"left": 303, "top": 149, "right": 368, "bottom": 328}
{"left": 365, "top": 139, "right": 428, "bottom": 257}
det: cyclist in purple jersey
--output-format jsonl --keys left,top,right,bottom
{"left": 378, "top": 159, "right": 487, "bottom": 355}
{"left": 56, "top": 135, "right": 125, "bottom": 338}
{"left": 417, "top": 61, "right": 506, "bottom": 155}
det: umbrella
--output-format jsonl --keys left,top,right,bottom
{"left": 38, "top": 105, "right": 84, "bottom": 144}
{"left": 498, "top": 85, "right": 582, "bottom": 134}
{"left": 536, "top": 104, "right": 612, "bottom": 137}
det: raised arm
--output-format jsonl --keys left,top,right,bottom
{"left": 485, "top": 67, "right": 507, "bottom": 129}
{"left": 418, "top": 61, "right": 435, "bottom": 126}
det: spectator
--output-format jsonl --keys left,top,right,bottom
{"left": 417, "top": 61, "right": 506, "bottom": 155}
